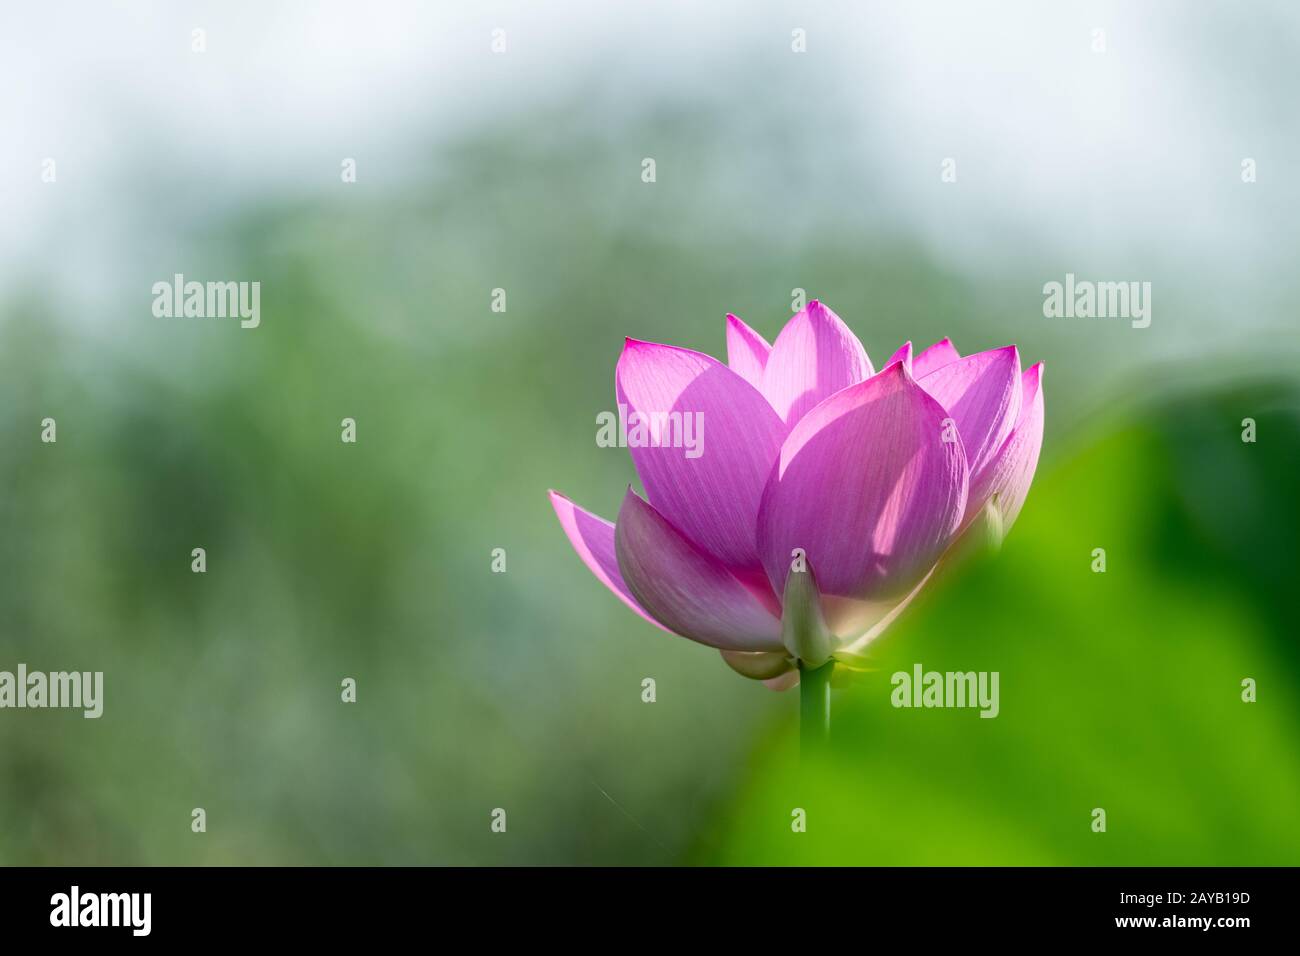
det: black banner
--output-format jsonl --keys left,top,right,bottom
{"left": 0, "top": 867, "right": 1280, "bottom": 941}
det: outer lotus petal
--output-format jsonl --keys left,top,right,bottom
{"left": 882, "top": 341, "right": 912, "bottom": 373}
{"left": 913, "top": 337, "right": 960, "bottom": 378}
{"left": 967, "top": 362, "right": 1045, "bottom": 530}
{"left": 616, "top": 339, "right": 786, "bottom": 579}
{"left": 760, "top": 300, "right": 873, "bottom": 427}
{"left": 757, "top": 362, "right": 969, "bottom": 603}
{"left": 615, "top": 489, "right": 783, "bottom": 651}
{"left": 549, "top": 490, "right": 668, "bottom": 632}
{"left": 837, "top": 567, "right": 935, "bottom": 655}
{"left": 720, "top": 649, "right": 793, "bottom": 680}
{"left": 918, "top": 346, "right": 1021, "bottom": 481}
{"left": 763, "top": 671, "right": 800, "bottom": 692}
{"left": 724, "top": 313, "right": 771, "bottom": 390}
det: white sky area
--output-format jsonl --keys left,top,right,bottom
{"left": 3, "top": 0, "right": 1298, "bottom": 355}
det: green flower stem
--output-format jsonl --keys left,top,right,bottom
{"left": 799, "top": 660, "right": 834, "bottom": 757}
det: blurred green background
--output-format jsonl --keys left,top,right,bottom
{"left": 1, "top": 1, "right": 1298, "bottom": 865}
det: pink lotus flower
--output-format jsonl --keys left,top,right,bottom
{"left": 549, "top": 300, "right": 1044, "bottom": 694}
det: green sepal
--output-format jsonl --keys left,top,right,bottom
{"left": 781, "top": 564, "right": 834, "bottom": 668}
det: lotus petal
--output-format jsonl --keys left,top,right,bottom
{"left": 918, "top": 346, "right": 1021, "bottom": 480}
{"left": 616, "top": 339, "right": 786, "bottom": 579}
{"left": 724, "top": 313, "right": 771, "bottom": 390}
{"left": 548, "top": 490, "right": 667, "bottom": 631}
{"left": 615, "top": 489, "right": 783, "bottom": 651}
{"left": 913, "top": 337, "right": 961, "bottom": 378}
{"left": 760, "top": 300, "right": 873, "bottom": 427}
{"left": 967, "top": 362, "right": 1045, "bottom": 530}
{"left": 882, "top": 341, "right": 913, "bottom": 373}
{"left": 757, "top": 362, "right": 968, "bottom": 603}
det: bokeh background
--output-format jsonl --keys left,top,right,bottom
{"left": 2, "top": 0, "right": 1298, "bottom": 865}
